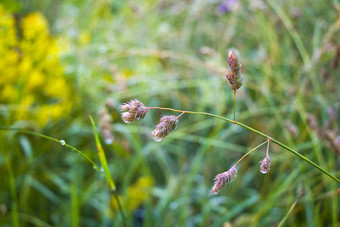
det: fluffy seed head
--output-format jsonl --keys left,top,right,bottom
{"left": 260, "top": 155, "right": 271, "bottom": 174}
{"left": 210, "top": 165, "right": 237, "bottom": 195}
{"left": 151, "top": 115, "right": 178, "bottom": 142}
{"left": 226, "top": 49, "right": 243, "bottom": 90}
{"left": 226, "top": 71, "right": 243, "bottom": 90}
{"left": 227, "top": 49, "right": 241, "bottom": 73}
{"left": 120, "top": 99, "right": 148, "bottom": 123}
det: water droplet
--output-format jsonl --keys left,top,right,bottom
{"left": 260, "top": 169, "right": 268, "bottom": 174}
{"left": 100, "top": 167, "right": 104, "bottom": 172}
{"left": 105, "top": 138, "right": 113, "bottom": 144}
{"left": 153, "top": 137, "right": 162, "bottom": 142}
{"left": 60, "top": 140, "right": 66, "bottom": 146}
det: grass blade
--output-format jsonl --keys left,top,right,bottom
{"left": 278, "top": 191, "right": 304, "bottom": 227}
{"left": 89, "top": 115, "right": 116, "bottom": 191}
{"left": 71, "top": 182, "right": 79, "bottom": 227}
{"left": 89, "top": 116, "right": 127, "bottom": 227}
{"left": 6, "top": 155, "right": 19, "bottom": 227}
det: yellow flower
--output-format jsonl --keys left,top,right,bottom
{"left": 26, "top": 70, "right": 45, "bottom": 90}
{"left": 20, "top": 95, "right": 34, "bottom": 106}
{"left": 2, "top": 84, "right": 17, "bottom": 100}
{"left": 79, "top": 32, "right": 92, "bottom": 45}
{"left": 110, "top": 176, "right": 154, "bottom": 217}
{"left": 21, "top": 12, "right": 48, "bottom": 40}
{"left": 124, "top": 176, "right": 154, "bottom": 211}
{"left": 36, "top": 106, "right": 51, "bottom": 127}
{"left": 0, "top": 5, "right": 75, "bottom": 128}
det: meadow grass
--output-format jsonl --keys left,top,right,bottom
{"left": 0, "top": 0, "right": 339, "bottom": 226}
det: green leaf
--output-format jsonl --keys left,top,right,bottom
{"left": 89, "top": 115, "right": 116, "bottom": 191}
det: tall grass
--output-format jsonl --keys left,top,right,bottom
{"left": 0, "top": 0, "right": 339, "bottom": 226}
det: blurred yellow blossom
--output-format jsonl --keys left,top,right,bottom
{"left": 110, "top": 176, "right": 154, "bottom": 216}
{"left": 0, "top": 4, "right": 74, "bottom": 127}
{"left": 21, "top": 12, "right": 49, "bottom": 40}
{"left": 2, "top": 84, "right": 17, "bottom": 100}
{"left": 124, "top": 176, "right": 154, "bottom": 210}
{"left": 78, "top": 31, "right": 92, "bottom": 45}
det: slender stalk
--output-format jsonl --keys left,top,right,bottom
{"left": 0, "top": 127, "right": 101, "bottom": 172}
{"left": 112, "top": 191, "right": 127, "bottom": 227}
{"left": 89, "top": 116, "right": 116, "bottom": 191}
{"left": 278, "top": 191, "right": 304, "bottom": 227}
{"left": 233, "top": 89, "right": 236, "bottom": 122}
{"left": 147, "top": 107, "right": 340, "bottom": 183}
{"left": 6, "top": 156, "right": 19, "bottom": 227}
{"left": 1, "top": 108, "right": 339, "bottom": 184}
{"left": 147, "top": 107, "right": 234, "bottom": 124}
{"left": 176, "top": 111, "right": 186, "bottom": 119}
{"left": 71, "top": 182, "right": 79, "bottom": 227}
{"left": 266, "top": 138, "right": 270, "bottom": 156}
{"left": 234, "top": 140, "right": 268, "bottom": 166}
{"left": 89, "top": 116, "right": 127, "bottom": 227}
{"left": 0, "top": 125, "right": 127, "bottom": 227}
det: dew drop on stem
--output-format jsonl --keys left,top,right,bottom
{"left": 60, "top": 140, "right": 66, "bottom": 146}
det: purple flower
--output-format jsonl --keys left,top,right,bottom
{"left": 218, "top": 0, "right": 238, "bottom": 13}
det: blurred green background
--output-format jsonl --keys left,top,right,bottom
{"left": 0, "top": 0, "right": 339, "bottom": 226}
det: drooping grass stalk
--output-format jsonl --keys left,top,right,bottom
{"left": 234, "top": 140, "right": 268, "bottom": 166}
{"left": 147, "top": 107, "right": 340, "bottom": 183}
{"left": 266, "top": 138, "right": 270, "bottom": 156}
{"left": 0, "top": 123, "right": 128, "bottom": 227}
{"left": 176, "top": 111, "right": 186, "bottom": 119}
{"left": 233, "top": 90, "right": 236, "bottom": 122}
{"left": 0, "top": 127, "right": 100, "bottom": 172}
{"left": 147, "top": 107, "right": 234, "bottom": 124}
{"left": 89, "top": 116, "right": 127, "bottom": 227}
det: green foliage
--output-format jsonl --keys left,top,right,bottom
{"left": 1, "top": 0, "right": 339, "bottom": 226}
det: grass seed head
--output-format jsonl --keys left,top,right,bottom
{"left": 226, "top": 49, "right": 243, "bottom": 90}
{"left": 260, "top": 154, "right": 271, "bottom": 174}
{"left": 120, "top": 99, "right": 148, "bottom": 123}
{"left": 151, "top": 115, "right": 178, "bottom": 142}
{"left": 210, "top": 165, "right": 237, "bottom": 195}
{"left": 227, "top": 49, "right": 241, "bottom": 73}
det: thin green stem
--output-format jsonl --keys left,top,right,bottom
{"left": 112, "top": 190, "right": 127, "bottom": 227}
{"left": 147, "top": 107, "right": 234, "bottom": 124}
{"left": 147, "top": 107, "right": 340, "bottom": 183}
{"left": 89, "top": 116, "right": 116, "bottom": 191}
{"left": 6, "top": 155, "right": 19, "bottom": 227}
{"left": 234, "top": 140, "right": 268, "bottom": 166}
{"left": 89, "top": 116, "right": 127, "bottom": 227}
{"left": 0, "top": 127, "right": 101, "bottom": 172}
{"left": 0, "top": 125, "right": 127, "bottom": 227}
{"left": 278, "top": 191, "right": 304, "bottom": 227}
{"left": 233, "top": 89, "right": 236, "bottom": 122}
